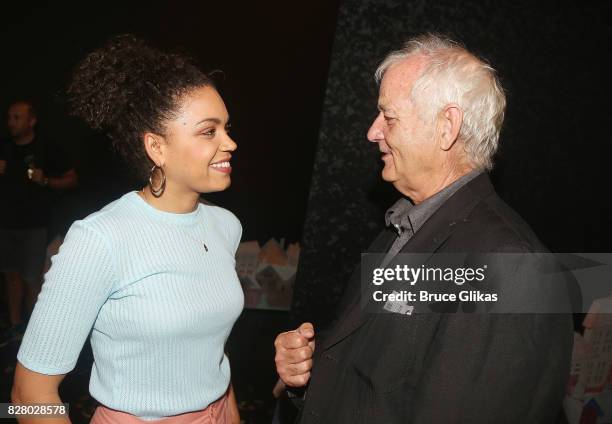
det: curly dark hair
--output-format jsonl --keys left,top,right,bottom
{"left": 67, "top": 34, "right": 213, "bottom": 180}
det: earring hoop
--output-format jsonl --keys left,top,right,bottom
{"left": 149, "top": 164, "right": 166, "bottom": 197}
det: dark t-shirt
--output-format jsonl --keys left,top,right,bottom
{"left": 0, "top": 137, "right": 71, "bottom": 229}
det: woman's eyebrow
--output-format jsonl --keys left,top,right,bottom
{"left": 194, "top": 117, "right": 222, "bottom": 126}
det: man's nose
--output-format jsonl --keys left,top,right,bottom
{"left": 367, "top": 113, "right": 384, "bottom": 143}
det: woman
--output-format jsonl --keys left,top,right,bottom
{"left": 11, "top": 35, "right": 243, "bottom": 424}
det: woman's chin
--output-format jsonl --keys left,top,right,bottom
{"left": 198, "top": 179, "right": 231, "bottom": 194}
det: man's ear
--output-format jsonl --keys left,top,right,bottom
{"left": 438, "top": 103, "right": 463, "bottom": 151}
{"left": 143, "top": 132, "right": 165, "bottom": 167}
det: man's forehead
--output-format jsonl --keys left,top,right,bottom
{"left": 378, "top": 78, "right": 408, "bottom": 113}
{"left": 377, "top": 95, "right": 398, "bottom": 115}
{"left": 9, "top": 103, "right": 30, "bottom": 114}
{"left": 378, "top": 55, "right": 428, "bottom": 105}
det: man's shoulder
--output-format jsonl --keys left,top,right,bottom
{"left": 450, "top": 190, "right": 545, "bottom": 252}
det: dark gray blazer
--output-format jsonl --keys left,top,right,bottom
{"left": 296, "top": 173, "right": 573, "bottom": 424}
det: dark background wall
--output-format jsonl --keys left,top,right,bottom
{"left": 0, "top": 1, "right": 340, "bottom": 244}
{"left": 292, "top": 0, "right": 611, "bottom": 326}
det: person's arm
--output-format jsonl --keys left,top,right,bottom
{"left": 226, "top": 383, "right": 240, "bottom": 424}
{"left": 11, "top": 363, "right": 70, "bottom": 424}
{"left": 13, "top": 221, "right": 116, "bottom": 422}
{"left": 223, "top": 350, "right": 240, "bottom": 424}
{"left": 29, "top": 168, "right": 78, "bottom": 190}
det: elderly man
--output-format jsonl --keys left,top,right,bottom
{"left": 274, "top": 34, "right": 572, "bottom": 423}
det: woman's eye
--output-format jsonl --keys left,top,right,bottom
{"left": 202, "top": 129, "right": 216, "bottom": 137}
{"left": 225, "top": 124, "right": 232, "bottom": 134}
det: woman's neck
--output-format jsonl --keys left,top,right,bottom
{"left": 139, "top": 185, "right": 200, "bottom": 214}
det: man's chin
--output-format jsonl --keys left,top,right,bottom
{"left": 381, "top": 168, "right": 397, "bottom": 183}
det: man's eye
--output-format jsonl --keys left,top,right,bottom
{"left": 384, "top": 116, "right": 396, "bottom": 122}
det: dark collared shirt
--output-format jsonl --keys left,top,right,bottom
{"left": 381, "top": 169, "right": 482, "bottom": 267}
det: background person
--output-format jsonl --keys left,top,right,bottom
{"left": 0, "top": 99, "right": 77, "bottom": 347}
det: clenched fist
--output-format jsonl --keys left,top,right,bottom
{"left": 274, "top": 322, "right": 315, "bottom": 388}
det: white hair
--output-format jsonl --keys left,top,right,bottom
{"left": 375, "top": 33, "right": 506, "bottom": 171}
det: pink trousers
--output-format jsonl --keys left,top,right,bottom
{"left": 90, "top": 392, "right": 229, "bottom": 424}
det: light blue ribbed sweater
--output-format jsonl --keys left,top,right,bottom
{"left": 17, "top": 191, "right": 244, "bottom": 419}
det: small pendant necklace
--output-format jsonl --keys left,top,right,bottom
{"left": 138, "top": 189, "right": 208, "bottom": 252}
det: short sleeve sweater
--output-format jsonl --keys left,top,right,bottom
{"left": 17, "top": 191, "right": 244, "bottom": 419}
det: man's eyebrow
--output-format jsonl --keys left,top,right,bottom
{"left": 378, "top": 104, "right": 396, "bottom": 114}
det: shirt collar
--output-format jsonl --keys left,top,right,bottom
{"left": 385, "top": 169, "right": 483, "bottom": 236}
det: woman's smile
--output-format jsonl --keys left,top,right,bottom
{"left": 209, "top": 158, "right": 232, "bottom": 174}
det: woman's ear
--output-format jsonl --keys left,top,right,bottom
{"left": 143, "top": 132, "right": 165, "bottom": 167}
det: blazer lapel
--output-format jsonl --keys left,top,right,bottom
{"left": 320, "top": 227, "right": 396, "bottom": 351}
{"left": 320, "top": 173, "right": 496, "bottom": 352}
{"left": 398, "top": 173, "right": 494, "bottom": 255}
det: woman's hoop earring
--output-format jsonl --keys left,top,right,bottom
{"left": 149, "top": 165, "right": 166, "bottom": 197}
